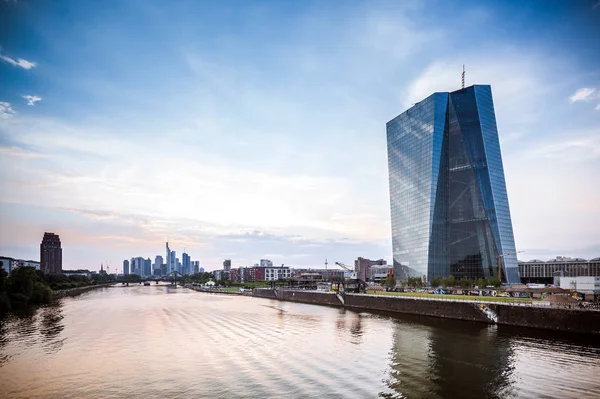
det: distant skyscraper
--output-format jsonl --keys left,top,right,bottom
{"left": 182, "top": 253, "right": 190, "bottom": 275}
{"left": 40, "top": 232, "right": 62, "bottom": 274}
{"left": 192, "top": 260, "right": 200, "bottom": 274}
{"left": 154, "top": 255, "right": 163, "bottom": 275}
{"left": 132, "top": 257, "right": 144, "bottom": 276}
{"left": 223, "top": 259, "right": 231, "bottom": 272}
{"left": 260, "top": 259, "right": 273, "bottom": 267}
{"left": 144, "top": 258, "right": 152, "bottom": 276}
{"left": 123, "top": 259, "right": 130, "bottom": 275}
{"left": 386, "top": 85, "right": 519, "bottom": 284}
{"left": 199, "top": 267, "right": 205, "bottom": 273}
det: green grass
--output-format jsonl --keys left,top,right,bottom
{"left": 367, "top": 290, "right": 533, "bottom": 303}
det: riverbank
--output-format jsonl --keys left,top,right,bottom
{"left": 53, "top": 283, "right": 114, "bottom": 298}
{"left": 217, "top": 287, "right": 600, "bottom": 335}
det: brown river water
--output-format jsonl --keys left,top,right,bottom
{"left": 1, "top": 284, "right": 599, "bottom": 398}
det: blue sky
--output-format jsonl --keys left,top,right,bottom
{"left": 1, "top": 0, "right": 599, "bottom": 271}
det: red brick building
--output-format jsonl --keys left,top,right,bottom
{"left": 355, "top": 257, "right": 387, "bottom": 281}
{"left": 40, "top": 232, "right": 62, "bottom": 274}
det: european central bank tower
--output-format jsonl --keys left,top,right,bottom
{"left": 386, "top": 85, "right": 520, "bottom": 284}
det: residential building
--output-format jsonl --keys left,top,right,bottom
{"left": 40, "top": 232, "right": 62, "bottom": 274}
{"left": 223, "top": 259, "right": 231, "bottom": 272}
{"left": 0, "top": 257, "right": 13, "bottom": 273}
{"left": 0, "top": 257, "right": 40, "bottom": 274}
{"left": 255, "top": 266, "right": 290, "bottom": 281}
{"left": 387, "top": 85, "right": 519, "bottom": 284}
{"left": 123, "top": 259, "right": 130, "bottom": 275}
{"left": 355, "top": 258, "right": 387, "bottom": 282}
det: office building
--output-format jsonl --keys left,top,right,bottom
{"left": 387, "top": 85, "right": 519, "bottom": 284}
{"left": 223, "top": 259, "right": 231, "bottom": 272}
{"left": 182, "top": 253, "right": 190, "bottom": 275}
{"left": 123, "top": 259, "right": 130, "bottom": 275}
{"left": 154, "top": 256, "right": 163, "bottom": 275}
{"left": 192, "top": 261, "right": 200, "bottom": 274}
{"left": 355, "top": 257, "right": 387, "bottom": 281}
{"left": 519, "top": 256, "right": 600, "bottom": 285}
{"left": 40, "top": 232, "right": 62, "bottom": 274}
{"left": 144, "top": 258, "right": 152, "bottom": 276}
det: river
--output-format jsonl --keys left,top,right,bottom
{"left": 1, "top": 284, "right": 599, "bottom": 398}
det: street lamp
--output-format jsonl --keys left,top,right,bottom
{"left": 497, "top": 251, "right": 524, "bottom": 284}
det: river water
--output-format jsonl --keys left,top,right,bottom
{"left": 1, "top": 284, "right": 599, "bottom": 399}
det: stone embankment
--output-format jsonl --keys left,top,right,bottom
{"left": 190, "top": 287, "right": 600, "bottom": 334}
{"left": 53, "top": 284, "right": 113, "bottom": 298}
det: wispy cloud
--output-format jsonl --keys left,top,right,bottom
{"left": 0, "top": 102, "right": 15, "bottom": 119}
{"left": 0, "top": 52, "right": 36, "bottom": 70}
{"left": 596, "top": 104, "right": 600, "bottom": 112}
{"left": 22, "top": 95, "right": 42, "bottom": 106}
{"left": 0, "top": 146, "right": 48, "bottom": 158}
{"left": 569, "top": 87, "right": 597, "bottom": 103}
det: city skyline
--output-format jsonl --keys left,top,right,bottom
{"left": 1, "top": 1, "right": 599, "bottom": 271}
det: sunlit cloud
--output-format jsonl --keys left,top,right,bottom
{"left": 569, "top": 87, "right": 597, "bottom": 103}
{"left": 0, "top": 102, "right": 15, "bottom": 118}
{"left": 0, "top": 52, "right": 36, "bottom": 70}
{"left": 22, "top": 95, "right": 42, "bottom": 106}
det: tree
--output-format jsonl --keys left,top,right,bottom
{"left": 476, "top": 278, "right": 486, "bottom": 288}
{"left": 488, "top": 278, "right": 501, "bottom": 288}
{"left": 431, "top": 276, "right": 442, "bottom": 287}
{"left": 384, "top": 276, "right": 397, "bottom": 290}
{"left": 447, "top": 275, "right": 456, "bottom": 288}
{"left": 459, "top": 278, "right": 472, "bottom": 289}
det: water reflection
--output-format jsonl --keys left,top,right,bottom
{"left": 38, "top": 303, "right": 65, "bottom": 354}
{"left": 381, "top": 318, "right": 515, "bottom": 399}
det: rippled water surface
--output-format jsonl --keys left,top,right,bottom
{"left": 1, "top": 285, "right": 599, "bottom": 398}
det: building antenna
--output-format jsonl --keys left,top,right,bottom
{"left": 462, "top": 64, "right": 465, "bottom": 89}
{"left": 325, "top": 258, "right": 328, "bottom": 270}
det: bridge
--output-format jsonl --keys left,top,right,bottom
{"left": 118, "top": 271, "right": 184, "bottom": 286}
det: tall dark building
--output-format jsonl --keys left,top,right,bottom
{"left": 123, "top": 259, "right": 130, "bottom": 275}
{"left": 40, "top": 232, "right": 62, "bottom": 274}
{"left": 387, "top": 85, "right": 519, "bottom": 284}
{"left": 223, "top": 259, "right": 231, "bottom": 272}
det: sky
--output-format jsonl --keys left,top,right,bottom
{"left": 1, "top": 0, "right": 599, "bottom": 272}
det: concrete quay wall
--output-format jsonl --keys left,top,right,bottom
{"left": 54, "top": 284, "right": 112, "bottom": 298}
{"left": 493, "top": 304, "right": 600, "bottom": 334}
{"left": 250, "top": 289, "right": 599, "bottom": 334}
{"left": 344, "top": 293, "right": 491, "bottom": 323}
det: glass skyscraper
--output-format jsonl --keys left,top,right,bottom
{"left": 387, "top": 85, "right": 520, "bottom": 284}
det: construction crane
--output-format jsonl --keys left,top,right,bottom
{"left": 335, "top": 262, "right": 357, "bottom": 280}
{"left": 497, "top": 251, "right": 523, "bottom": 284}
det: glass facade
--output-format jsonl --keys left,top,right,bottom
{"left": 386, "top": 85, "right": 520, "bottom": 284}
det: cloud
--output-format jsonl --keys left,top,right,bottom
{"left": 0, "top": 53, "right": 36, "bottom": 70}
{"left": 596, "top": 104, "right": 600, "bottom": 112}
{"left": 0, "top": 146, "right": 47, "bottom": 158}
{"left": 569, "top": 87, "right": 597, "bottom": 103}
{"left": 22, "top": 95, "right": 42, "bottom": 106}
{"left": 0, "top": 102, "right": 15, "bottom": 119}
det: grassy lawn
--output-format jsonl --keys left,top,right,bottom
{"left": 367, "top": 290, "right": 533, "bottom": 303}
{"left": 218, "top": 287, "right": 244, "bottom": 293}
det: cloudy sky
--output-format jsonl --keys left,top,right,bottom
{"left": 1, "top": 0, "right": 599, "bottom": 272}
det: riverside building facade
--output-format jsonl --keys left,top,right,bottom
{"left": 387, "top": 85, "right": 519, "bottom": 284}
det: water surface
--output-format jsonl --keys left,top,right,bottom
{"left": 1, "top": 284, "right": 599, "bottom": 398}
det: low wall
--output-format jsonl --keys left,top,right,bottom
{"left": 252, "top": 288, "right": 277, "bottom": 299}
{"left": 494, "top": 304, "right": 600, "bottom": 334}
{"left": 277, "top": 290, "right": 342, "bottom": 307}
{"left": 54, "top": 284, "right": 112, "bottom": 299}
{"left": 345, "top": 294, "right": 491, "bottom": 323}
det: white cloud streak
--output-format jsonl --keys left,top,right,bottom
{"left": 569, "top": 87, "right": 597, "bottom": 103}
{"left": 0, "top": 102, "right": 15, "bottom": 119}
{"left": 22, "top": 95, "right": 42, "bottom": 106}
{"left": 0, "top": 53, "right": 36, "bottom": 70}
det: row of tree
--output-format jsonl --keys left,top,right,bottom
{"left": 0, "top": 267, "right": 54, "bottom": 314}
{"left": 382, "top": 275, "right": 502, "bottom": 289}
